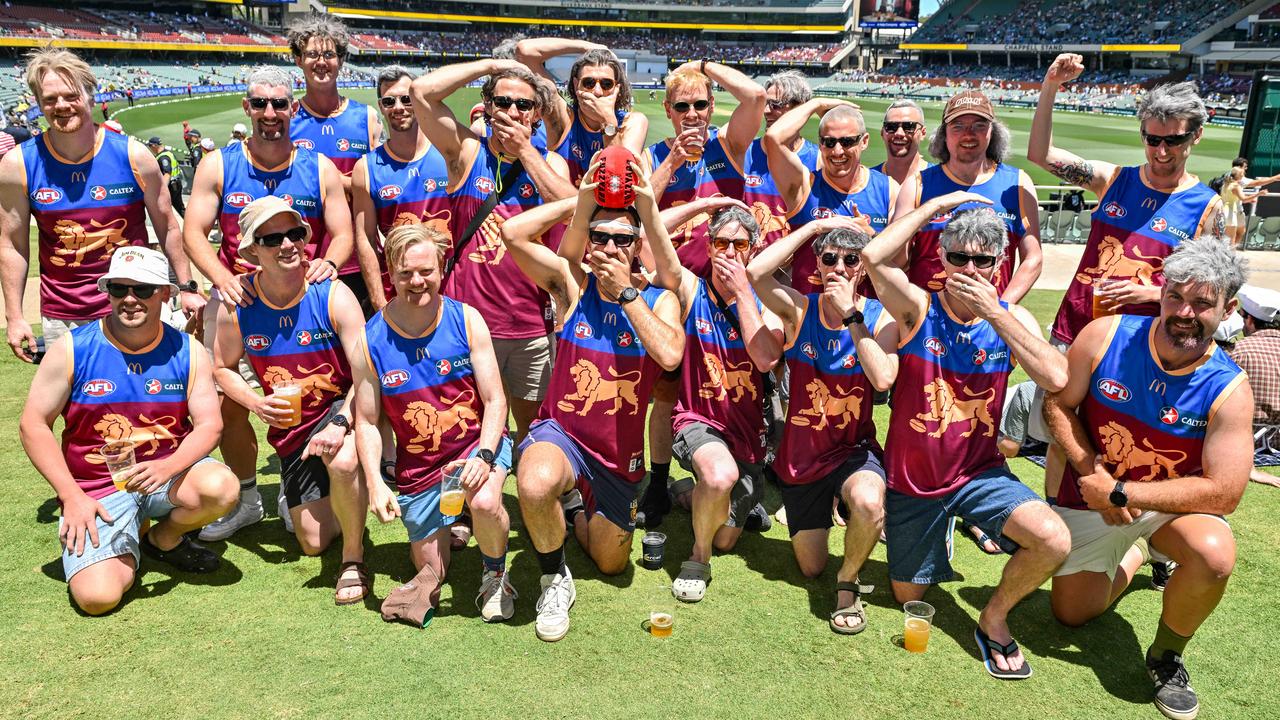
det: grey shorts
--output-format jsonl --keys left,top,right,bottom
{"left": 41, "top": 316, "right": 94, "bottom": 346}
{"left": 492, "top": 333, "right": 554, "bottom": 402}
{"left": 671, "top": 421, "right": 764, "bottom": 529}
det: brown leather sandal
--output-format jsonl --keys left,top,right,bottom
{"left": 334, "top": 561, "right": 372, "bottom": 606}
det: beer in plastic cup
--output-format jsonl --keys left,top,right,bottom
{"left": 903, "top": 600, "right": 935, "bottom": 653}
{"left": 1092, "top": 277, "right": 1116, "bottom": 319}
{"left": 683, "top": 124, "right": 706, "bottom": 163}
{"left": 439, "top": 462, "right": 466, "bottom": 517}
{"left": 649, "top": 611, "right": 674, "bottom": 637}
{"left": 272, "top": 382, "right": 303, "bottom": 428}
{"left": 100, "top": 441, "right": 136, "bottom": 492}
{"left": 645, "top": 584, "right": 675, "bottom": 637}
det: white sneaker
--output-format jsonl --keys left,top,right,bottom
{"left": 278, "top": 491, "right": 294, "bottom": 533}
{"left": 197, "top": 489, "right": 264, "bottom": 542}
{"left": 476, "top": 569, "right": 518, "bottom": 623}
{"left": 535, "top": 567, "right": 576, "bottom": 642}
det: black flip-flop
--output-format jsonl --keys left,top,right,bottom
{"left": 974, "top": 627, "right": 1033, "bottom": 679}
{"left": 959, "top": 520, "right": 1007, "bottom": 556}
{"left": 140, "top": 533, "right": 220, "bottom": 574}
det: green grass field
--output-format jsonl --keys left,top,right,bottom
{"left": 3, "top": 90, "right": 1277, "bottom": 719}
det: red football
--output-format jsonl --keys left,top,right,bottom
{"left": 593, "top": 145, "right": 637, "bottom": 210}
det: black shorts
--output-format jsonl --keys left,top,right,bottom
{"left": 339, "top": 272, "right": 372, "bottom": 319}
{"left": 278, "top": 397, "right": 345, "bottom": 510}
{"left": 779, "top": 448, "right": 885, "bottom": 536}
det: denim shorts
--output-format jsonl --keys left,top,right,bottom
{"left": 885, "top": 464, "right": 1043, "bottom": 585}
{"left": 399, "top": 436, "right": 512, "bottom": 543}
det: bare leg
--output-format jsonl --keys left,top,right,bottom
{"left": 68, "top": 555, "right": 137, "bottom": 616}
{"left": 1150, "top": 515, "right": 1236, "bottom": 638}
{"left": 468, "top": 464, "right": 511, "bottom": 559}
{"left": 516, "top": 442, "right": 575, "bottom": 554}
{"left": 219, "top": 398, "right": 258, "bottom": 482}
{"left": 149, "top": 462, "right": 238, "bottom": 549}
{"left": 1051, "top": 543, "right": 1144, "bottom": 627}
{"left": 832, "top": 472, "right": 885, "bottom": 630}
{"left": 689, "top": 441, "right": 737, "bottom": 565}
{"left": 584, "top": 513, "right": 634, "bottom": 576}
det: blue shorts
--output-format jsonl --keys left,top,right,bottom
{"left": 885, "top": 464, "right": 1043, "bottom": 585}
{"left": 399, "top": 436, "right": 512, "bottom": 544}
{"left": 521, "top": 418, "right": 640, "bottom": 532}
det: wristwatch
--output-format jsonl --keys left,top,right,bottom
{"left": 1109, "top": 480, "right": 1128, "bottom": 508}
{"left": 330, "top": 414, "right": 351, "bottom": 433}
{"left": 179, "top": 280, "right": 199, "bottom": 293}
{"left": 842, "top": 309, "right": 864, "bottom": 327}
{"left": 477, "top": 448, "right": 496, "bottom": 469}
{"left": 617, "top": 287, "right": 640, "bottom": 305}
{"left": 603, "top": 124, "right": 617, "bottom": 138}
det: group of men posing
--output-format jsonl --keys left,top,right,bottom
{"left": 0, "top": 20, "right": 1256, "bottom": 718}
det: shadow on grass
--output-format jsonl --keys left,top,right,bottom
{"left": 37, "top": 497, "right": 59, "bottom": 524}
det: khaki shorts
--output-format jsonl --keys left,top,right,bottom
{"left": 492, "top": 333, "right": 554, "bottom": 402}
{"left": 671, "top": 421, "right": 764, "bottom": 529}
{"left": 1053, "top": 506, "right": 1227, "bottom": 580}
{"left": 41, "top": 316, "right": 94, "bottom": 346}
{"left": 201, "top": 290, "right": 260, "bottom": 390}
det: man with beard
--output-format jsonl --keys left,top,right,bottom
{"left": 873, "top": 98, "right": 930, "bottom": 185}
{"left": 1043, "top": 238, "right": 1253, "bottom": 720}
{"left": 0, "top": 48, "right": 203, "bottom": 361}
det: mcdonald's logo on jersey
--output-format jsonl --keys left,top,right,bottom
{"left": 1141, "top": 197, "right": 1158, "bottom": 211}
{"left": 71, "top": 171, "right": 87, "bottom": 184}
{"left": 278, "top": 316, "right": 294, "bottom": 329}
{"left": 321, "top": 125, "right": 335, "bottom": 136}
{"left": 127, "top": 362, "right": 143, "bottom": 375}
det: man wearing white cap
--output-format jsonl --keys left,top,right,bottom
{"left": 229, "top": 124, "right": 246, "bottom": 146}
{"left": 19, "top": 246, "right": 238, "bottom": 615}
{"left": 1228, "top": 284, "right": 1280, "bottom": 488}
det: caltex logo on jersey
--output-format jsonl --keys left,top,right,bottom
{"left": 841, "top": 355, "right": 857, "bottom": 369}
{"left": 574, "top": 321, "right": 593, "bottom": 339}
{"left": 616, "top": 330, "right": 634, "bottom": 347}
{"left": 296, "top": 331, "right": 312, "bottom": 346}
{"left": 695, "top": 318, "right": 713, "bottom": 335}
{"left": 801, "top": 342, "right": 817, "bottom": 359}
{"left": 226, "top": 192, "right": 253, "bottom": 208}
{"left": 337, "top": 138, "right": 351, "bottom": 152}
{"left": 145, "top": 378, "right": 163, "bottom": 395}
{"left": 245, "top": 334, "right": 271, "bottom": 351}
{"left": 727, "top": 327, "right": 739, "bottom": 341}
{"left": 424, "top": 178, "right": 437, "bottom": 192}
{"left": 745, "top": 174, "right": 763, "bottom": 188}
{"left": 83, "top": 379, "right": 116, "bottom": 397}
{"left": 972, "top": 348, "right": 988, "bottom": 365}
{"left": 1103, "top": 201, "right": 1126, "bottom": 218}
{"left": 924, "top": 336, "right": 947, "bottom": 357}
{"left": 1097, "top": 378, "right": 1131, "bottom": 402}
{"left": 1160, "top": 406, "right": 1179, "bottom": 425}
{"left": 32, "top": 188, "right": 62, "bottom": 204}
{"left": 379, "top": 185, "right": 403, "bottom": 200}
{"left": 90, "top": 185, "right": 107, "bottom": 201}
{"left": 435, "top": 358, "right": 453, "bottom": 375}
{"left": 475, "top": 177, "right": 495, "bottom": 194}
{"left": 519, "top": 183, "right": 535, "bottom": 199}
{"left": 294, "top": 139, "right": 315, "bottom": 150}
{"left": 1150, "top": 217, "right": 1168, "bottom": 233}
{"left": 381, "top": 369, "right": 409, "bottom": 388}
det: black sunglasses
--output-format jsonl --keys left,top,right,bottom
{"left": 379, "top": 94, "right": 411, "bottom": 109}
{"left": 945, "top": 251, "right": 999, "bottom": 269}
{"left": 589, "top": 230, "right": 637, "bottom": 248}
{"left": 766, "top": 99, "right": 796, "bottom": 112}
{"left": 819, "top": 134, "right": 864, "bottom": 149}
{"left": 106, "top": 282, "right": 160, "bottom": 299}
{"left": 247, "top": 96, "right": 291, "bottom": 111}
{"left": 490, "top": 95, "right": 536, "bottom": 112}
{"left": 711, "top": 237, "right": 751, "bottom": 252}
{"left": 820, "top": 252, "right": 859, "bottom": 268}
{"left": 882, "top": 121, "right": 920, "bottom": 133}
{"left": 580, "top": 77, "right": 615, "bottom": 91}
{"left": 1141, "top": 131, "right": 1196, "bottom": 148}
{"left": 255, "top": 226, "right": 309, "bottom": 247}
{"left": 671, "top": 99, "right": 711, "bottom": 113}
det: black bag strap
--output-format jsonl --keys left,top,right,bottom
{"left": 443, "top": 158, "right": 524, "bottom": 280}
{"left": 707, "top": 280, "right": 777, "bottom": 394}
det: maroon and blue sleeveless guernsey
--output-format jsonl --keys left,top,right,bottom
{"left": 236, "top": 277, "right": 352, "bottom": 457}
{"left": 743, "top": 136, "right": 820, "bottom": 249}
{"left": 886, "top": 293, "right": 1014, "bottom": 498}
{"left": 1050, "top": 166, "right": 1219, "bottom": 346}
{"left": 365, "top": 298, "right": 489, "bottom": 495}
{"left": 775, "top": 295, "right": 887, "bottom": 486}
{"left": 647, "top": 127, "right": 747, "bottom": 276}
{"left": 443, "top": 143, "right": 557, "bottom": 340}
{"left": 23, "top": 129, "right": 147, "bottom": 320}
{"left": 672, "top": 278, "right": 767, "bottom": 464}
{"left": 291, "top": 98, "right": 372, "bottom": 277}
{"left": 555, "top": 109, "right": 627, "bottom": 185}
{"left": 908, "top": 163, "right": 1026, "bottom": 294}
{"left": 1056, "top": 315, "right": 1246, "bottom": 510}
{"left": 365, "top": 142, "right": 452, "bottom": 297}
{"left": 218, "top": 144, "right": 329, "bottom": 276}
{"left": 62, "top": 321, "right": 193, "bottom": 500}
{"left": 540, "top": 276, "right": 668, "bottom": 482}
{"left": 786, "top": 167, "right": 892, "bottom": 293}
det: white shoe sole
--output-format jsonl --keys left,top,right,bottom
{"left": 197, "top": 505, "right": 264, "bottom": 542}
{"left": 535, "top": 584, "right": 576, "bottom": 641}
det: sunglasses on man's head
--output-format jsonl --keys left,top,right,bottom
{"left": 490, "top": 95, "right": 536, "bottom": 112}
{"left": 255, "top": 226, "right": 309, "bottom": 248}
{"left": 379, "top": 94, "right": 411, "bottom": 109}
{"left": 711, "top": 237, "right": 751, "bottom": 252}
{"left": 247, "top": 96, "right": 291, "bottom": 111}
{"left": 882, "top": 121, "right": 921, "bottom": 134}
{"left": 945, "top": 251, "right": 999, "bottom": 269}
{"left": 671, "top": 99, "right": 711, "bottom": 113}
{"left": 106, "top": 282, "right": 160, "bottom": 300}
{"left": 1141, "top": 131, "right": 1196, "bottom": 148}
{"left": 819, "top": 135, "right": 864, "bottom": 149}
{"left": 820, "top": 252, "right": 859, "bottom": 268}
{"left": 579, "top": 77, "right": 615, "bottom": 92}
{"left": 589, "top": 230, "right": 637, "bottom": 248}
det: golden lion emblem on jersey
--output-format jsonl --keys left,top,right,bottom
{"left": 50, "top": 217, "right": 131, "bottom": 268}
{"left": 1075, "top": 235, "right": 1162, "bottom": 286}
{"left": 698, "top": 355, "right": 757, "bottom": 402}
{"left": 260, "top": 364, "right": 342, "bottom": 408}
{"left": 748, "top": 201, "right": 788, "bottom": 239}
{"left": 790, "top": 379, "right": 864, "bottom": 431}
{"left": 909, "top": 377, "right": 996, "bottom": 438}
{"left": 392, "top": 208, "right": 454, "bottom": 242}
{"left": 91, "top": 413, "right": 181, "bottom": 459}
{"left": 1098, "top": 421, "right": 1187, "bottom": 482}
{"left": 468, "top": 213, "right": 507, "bottom": 265}
{"left": 402, "top": 391, "right": 479, "bottom": 454}
{"left": 555, "top": 359, "right": 642, "bottom": 416}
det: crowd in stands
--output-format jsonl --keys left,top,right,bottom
{"left": 913, "top": 0, "right": 1246, "bottom": 45}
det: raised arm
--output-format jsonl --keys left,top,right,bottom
{"left": 0, "top": 146, "right": 35, "bottom": 361}
{"left": 715, "top": 254, "right": 783, "bottom": 372}
{"left": 747, "top": 217, "right": 843, "bottom": 331}
{"left": 1001, "top": 171, "right": 1043, "bottom": 304}
{"left": 514, "top": 37, "right": 604, "bottom": 145}
{"left": 412, "top": 59, "right": 520, "bottom": 181}
{"left": 634, "top": 164, "right": 697, "bottom": 303}
{"left": 858, "top": 316, "right": 900, "bottom": 393}
{"left": 766, "top": 99, "right": 827, "bottom": 212}
{"left": 350, "top": 157, "right": 388, "bottom": 311}
{"left": 499, "top": 194, "right": 579, "bottom": 317}
{"left": 1028, "top": 53, "right": 1115, "bottom": 196}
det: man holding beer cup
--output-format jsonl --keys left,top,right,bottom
{"left": 212, "top": 196, "right": 372, "bottom": 605}
{"left": 19, "top": 247, "right": 239, "bottom": 615}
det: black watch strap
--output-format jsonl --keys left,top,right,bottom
{"left": 179, "top": 280, "right": 199, "bottom": 293}
{"left": 330, "top": 413, "right": 351, "bottom": 431}
{"left": 617, "top": 287, "right": 640, "bottom": 305}
{"left": 477, "top": 448, "right": 496, "bottom": 468}
{"left": 842, "top": 309, "right": 864, "bottom": 327}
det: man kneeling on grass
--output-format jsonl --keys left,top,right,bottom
{"left": 20, "top": 247, "right": 238, "bottom": 615}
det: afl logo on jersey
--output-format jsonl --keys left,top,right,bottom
{"left": 801, "top": 342, "right": 817, "bottom": 359}
{"left": 337, "top": 138, "right": 351, "bottom": 152}
{"left": 1160, "top": 406, "right": 1179, "bottom": 425}
{"left": 379, "top": 185, "right": 403, "bottom": 200}
{"left": 475, "top": 177, "right": 495, "bottom": 194}
{"left": 930, "top": 211, "right": 954, "bottom": 224}
{"left": 571, "top": 143, "right": 583, "bottom": 160}
{"left": 1102, "top": 201, "right": 1126, "bottom": 218}
{"left": 745, "top": 174, "right": 763, "bottom": 188}
{"left": 144, "top": 379, "right": 162, "bottom": 395}
{"left": 245, "top": 335, "right": 272, "bottom": 351}
{"left": 574, "top": 321, "right": 593, "bottom": 339}
{"left": 381, "top": 369, "right": 409, "bottom": 388}
{"left": 695, "top": 318, "right": 713, "bottom": 335}
{"left": 924, "top": 337, "right": 947, "bottom": 357}
{"left": 811, "top": 207, "right": 834, "bottom": 220}
{"left": 90, "top": 185, "right": 107, "bottom": 201}
{"left": 226, "top": 192, "right": 253, "bottom": 208}
{"left": 435, "top": 359, "right": 453, "bottom": 375}
{"left": 32, "top": 188, "right": 62, "bottom": 204}
{"left": 83, "top": 379, "right": 116, "bottom": 397}
{"left": 1150, "top": 217, "right": 1168, "bottom": 233}
{"left": 1097, "top": 378, "right": 1131, "bottom": 403}
{"left": 294, "top": 139, "right": 315, "bottom": 150}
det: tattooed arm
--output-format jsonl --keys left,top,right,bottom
{"left": 1028, "top": 53, "right": 1115, "bottom": 196}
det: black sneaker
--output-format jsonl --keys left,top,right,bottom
{"left": 743, "top": 502, "right": 772, "bottom": 533}
{"left": 1146, "top": 650, "right": 1199, "bottom": 720}
{"left": 636, "top": 478, "right": 671, "bottom": 529}
{"left": 141, "top": 533, "right": 221, "bottom": 574}
{"left": 1151, "top": 561, "right": 1177, "bottom": 591}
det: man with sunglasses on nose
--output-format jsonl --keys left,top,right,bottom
{"left": 20, "top": 247, "right": 239, "bottom": 615}
{"left": 863, "top": 191, "right": 1071, "bottom": 680}
{"left": 767, "top": 100, "right": 895, "bottom": 294}
{"left": 183, "top": 65, "right": 352, "bottom": 542}
{"left": 894, "top": 90, "right": 1042, "bottom": 304}
{"left": 741, "top": 70, "right": 822, "bottom": 249}
{"left": 499, "top": 162, "right": 684, "bottom": 642}
{"left": 873, "top": 99, "right": 931, "bottom": 186}
{"left": 1029, "top": 54, "right": 1224, "bottom": 350}
{"left": 211, "top": 196, "right": 371, "bottom": 603}
{"left": 746, "top": 215, "right": 900, "bottom": 634}
{"left": 351, "top": 65, "right": 452, "bottom": 314}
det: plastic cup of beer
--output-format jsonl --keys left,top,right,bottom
{"left": 1092, "top": 277, "right": 1116, "bottom": 319}
{"left": 271, "top": 381, "right": 303, "bottom": 428}
{"left": 903, "top": 600, "right": 936, "bottom": 653}
{"left": 439, "top": 462, "right": 466, "bottom": 517}
{"left": 101, "top": 441, "right": 136, "bottom": 493}
{"left": 683, "top": 124, "right": 706, "bottom": 163}
{"left": 644, "top": 585, "right": 675, "bottom": 637}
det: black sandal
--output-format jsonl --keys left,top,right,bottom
{"left": 830, "top": 580, "right": 874, "bottom": 635}
{"left": 140, "top": 533, "right": 220, "bottom": 574}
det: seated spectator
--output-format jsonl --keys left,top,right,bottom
{"left": 1227, "top": 284, "right": 1280, "bottom": 488}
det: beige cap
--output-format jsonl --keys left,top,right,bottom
{"left": 237, "top": 195, "right": 312, "bottom": 262}
{"left": 96, "top": 246, "right": 177, "bottom": 293}
{"left": 943, "top": 90, "right": 996, "bottom": 124}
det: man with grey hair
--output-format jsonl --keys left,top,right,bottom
{"left": 893, "top": 89, "right": 1042, "bottom": 305}
{"left": 289, "top": 14, "right": 382, "bottom": 312}
{"left": 742, "top": 70, "right": 821, "bottom": 248}
{"left": 1029, "top": 53, "right": 1224, "bottom": 349}
{"left": 746, "top": 215, "right": 900, "bottom": 634}
{"left": 863, "top": 190, "right": 1071, "bottom": 680}
{"left": 873, "top": 98, "right": 930, "bottom": 185}
{"left": 1043, "top": 237, "right": 1253, "bottom": 720}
